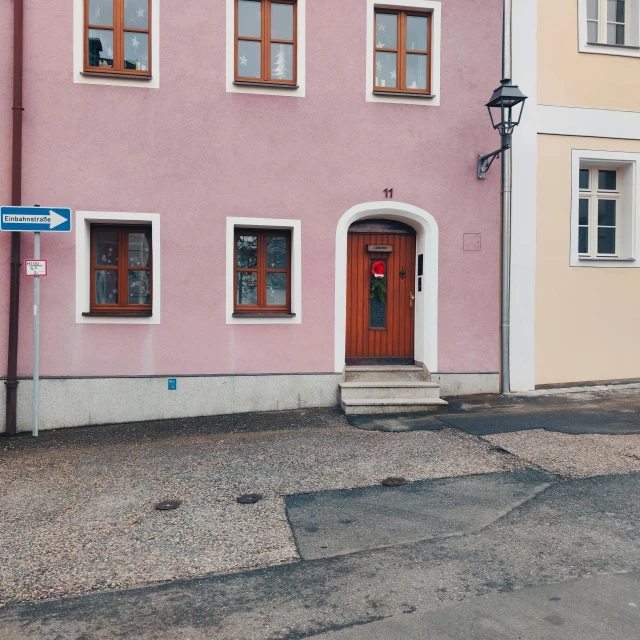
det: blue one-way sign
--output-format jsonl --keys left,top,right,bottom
{"left": 0, "top": 206, "right": 72, "bottom": 232}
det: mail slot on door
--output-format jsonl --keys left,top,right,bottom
{"left": 367, "top": 244, "right": 394, "bottom": 253}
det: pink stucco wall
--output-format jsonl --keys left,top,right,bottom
{"left": 1, "top": 0, "right": 503, "bottom": 379}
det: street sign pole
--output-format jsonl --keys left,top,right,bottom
{"left": 33, "top": 230, "right": 40, "bottom": 437}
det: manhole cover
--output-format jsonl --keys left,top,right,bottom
{"left": 381, "top": 477, "right": 407, "bottom": 487}
{"left": 237, "top": 493, "right": 263, "bottom": 504}
{"left": 155, "top": 500, "right": 182, "bottom": 511}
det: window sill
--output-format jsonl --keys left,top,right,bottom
{"left": 372, "top": 91, "right": 435, "bottom": 99}
{"left": 81, "top": 72, "right": 153, "bottom": 81}
{"left": 232, "top": 313, "right": 296, "bottom": 318}
{"left": 233, "top": 81, "right": 298, "bottom": 89}
{"left": 578, "top": 257, "right": 636, "bottom": 262}
{"left": 82, "top": 312, "right": 153, "bottom": 317}
{"left": 586, "top": 41, "right": 640, "bottom": 50}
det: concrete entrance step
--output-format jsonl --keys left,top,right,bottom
{"left": 344, "top": 365, "right": 428, "bottom": 382}
{"left": 341, "top": 398, "right": 448, "bottom": 415}
{"left": 339, "top": 381, "right": 442, "bottom": 401}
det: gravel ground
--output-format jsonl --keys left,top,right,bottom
{"left": 0, "top": 410, "right": 520, "bottom": 607}
{"left": 486, "top": 430, "right": 640, "bottom": 477}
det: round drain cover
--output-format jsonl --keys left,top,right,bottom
{"left": 381, "top": 477, "right": 407, "bottom": 487}
{"left": 155, "top": 500, "right": 182, "bottom": 511}
{"left": 237, "top": 493, "right": 263, "bottom": 504}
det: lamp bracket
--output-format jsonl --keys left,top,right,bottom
{"left": 477, "top": 148, "right": 503, "bottom": 180}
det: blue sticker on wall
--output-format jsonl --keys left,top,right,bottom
{"left": 168, "top": 378, "right": 177, "bottom": 391}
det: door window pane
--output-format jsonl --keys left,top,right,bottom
{"left": 598, "top": 200, "right": 616, "bottom": 226}
{"left": 124, "top": 0, "right": 149, "bottom": 29}
{"left": 578, "top": 227, "right": 589, "bottom": 254}
{"left": 88, "top": 29, "right": 114, "bottom": 68}
{"left": 96, "top": 231, "right": 119, "bottom": 266}
{"left": 128, "top": 270, "right": 151, "bottom": 305}
{"left": 238, "top": 40, "right": 261, "bottom": 78}
{"left": 89, "top": 0, "right": 114, "bottom": 26}
{"left": 128, "top": 232, "right": 151, "bottom": 267}
{"left": 124, "top": 32, "right": 149, "bottom": 71}
{"left": 406, "top": 54, "right": 428, "bottom": 90}
{"left": 238, "top": 0, "right": 262, "bottom": 37}
{"left": 598, "top": 170, "right": 617, "bottom": 190}
{"left": 95, "top": 270, "right": 119, "bottom": 304}
{"left": 270, "top": 44, "right": 294, "bottom": 81}
{"left": 266, "top": 273, "right": 287, "bottom": 305}
{"left": 266, "top": 236, "right": 287, "bottom": 269}
{"left": 375, "top": 52, "right": 397, "bottom": 88}
{"left": 237, "top": 272, "right": 258, "bottom": 305}
{"left": 271, "top": 3, "right": 294, "bottom": 40}
{"left": 375, "top": 13, "right": 398, "bottom": 49}
{"left": 579, "top": 199, "right": 589, "bottom": 225}
{"left": 406, "top": 15, "right": 428, "bottom": 51}
{"left": 598, "top": 228, "right": 616, "bottom": 254}
{"left": 237, "top": 236, "right": 258, "bottom": 268}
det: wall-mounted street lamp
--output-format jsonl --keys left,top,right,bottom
{"left": 477, "top": 79, "right": 527, "bottom": 179}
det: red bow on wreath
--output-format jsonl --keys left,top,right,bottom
{"left": 370, "top": 261, "right": 387, "bottom": 303}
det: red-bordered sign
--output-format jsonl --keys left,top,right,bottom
{"left": 24, "top": 260, "right": 48, "bottom": 276}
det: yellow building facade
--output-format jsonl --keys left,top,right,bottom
{"left": 511, "top": 0, "right": 640, "bottom": 389}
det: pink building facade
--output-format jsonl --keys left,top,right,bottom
{"left": 1, "top": 0, "right": 504, "bottom": 432}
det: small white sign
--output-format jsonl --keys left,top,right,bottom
{"left": 24, "top": 260, "right": 47, "bottom": 276}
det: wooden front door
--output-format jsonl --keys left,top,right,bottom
{"left": 346, "top": 220, "right": 416, "bottom": 365}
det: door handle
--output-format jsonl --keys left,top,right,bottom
{"left": 409, "top": 292, "right": 415, "bottom": 308}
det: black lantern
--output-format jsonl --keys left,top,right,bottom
{"left": 478, "top": 78, "right": 528, "bottom": 179}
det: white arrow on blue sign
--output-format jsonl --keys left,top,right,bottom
{"left": 0, "top": 206, "right": 72, "bottom": 232}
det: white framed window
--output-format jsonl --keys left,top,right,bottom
{"left": 366, "top": 0, "right": 441, "bottom": 106}
{"left": 579, "top": 0, "right": 640, "bottom": 57}
{"left": 226, "top": 0, "right": 306, "bottom": 97}
{"left": 571, "top": 150, "right": 640, "bottom": 267}
{"left": 73, "top": 0, "right": 161, "bottom": 88}
{"left": 76, "top": 211, "right": 161, "bottom": 323}
{"left": 226, "top": 217, "right": 302, "bottom": 323}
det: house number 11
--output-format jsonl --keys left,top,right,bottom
{"left": 383, "top": 188, "right": 394, "bottom": 199}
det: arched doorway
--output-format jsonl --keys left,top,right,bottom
{"left": 334, "top": 202, "right": 439, "bottom": 373}
{"left": 346, "top": 219, "right": 416, "bottom": 365}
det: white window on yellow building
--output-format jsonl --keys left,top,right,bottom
{"left": 580, "top": 0, "right": 640, "bottom": 55}
{"left": 571, "top": 151, "right": 640, "bottom": 267}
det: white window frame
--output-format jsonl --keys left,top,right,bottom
{"left": 226, "top": 217, "right": 302, "bottom": 324}
{"left": 578, "top": 0, "right": 640, "bottom": 57}
{"left": 76, "top": 211, "right": 161, "bottom": 323}
{"left": 73, "top": 0, "right": 161, "bottom": 88}
{"left": 366, "top": 0, "right": 441, "bottom": 106}
{"left": 226, "top": 0, "right": 306, "bottom": 98}
{"left": 578, "top": 167, "right": 620, "bottom": 257}
{"left": 571, "top": 150, "right": 640, "bottom": 267}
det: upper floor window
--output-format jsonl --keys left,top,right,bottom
{"left": 374, "top": 9, "right": 431, "bottom": 95}
{"left": 587, "top": 0, "right": 628, "bottom": 44}
{"left": 85, "top": 0, "right": 152, "bottom": 77}
{"left": 235, "top": 0, "right": 297, "bottom": 86}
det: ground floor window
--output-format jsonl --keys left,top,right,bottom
{"left": 578, "top": 167, "right": 619, "bottom": 257}
{"left": 90, "top": 224, "right": 152, "bottom": 314}
{"left": 234, "top": 229, "right": 291, "bottom": 314}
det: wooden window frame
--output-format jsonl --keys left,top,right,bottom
{"left": 578, "top": 167, "right": 619, "bottom": 258}
{"left": 90, "top": 224, "right": 153, "bottom": 314}
{"left": 84, "top": 0, "right": 152, "bottom": 77}
{"left": 374, "top": 8, "right": 432, "bottom": 96}
{"left": 234, "top": 0, "right": 298, "bottom": 86}
{"left": 234, "top": 228, "right": 292, "bottom": 314}
{"left": 587, "top": 0, "right": 629, "bottom": 44}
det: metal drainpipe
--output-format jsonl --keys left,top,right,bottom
{"left": 501, "top": 0, "right": 513, "bottom": 394}
{"left": 5, "top": 0, "right": 24, "bottom": 436}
